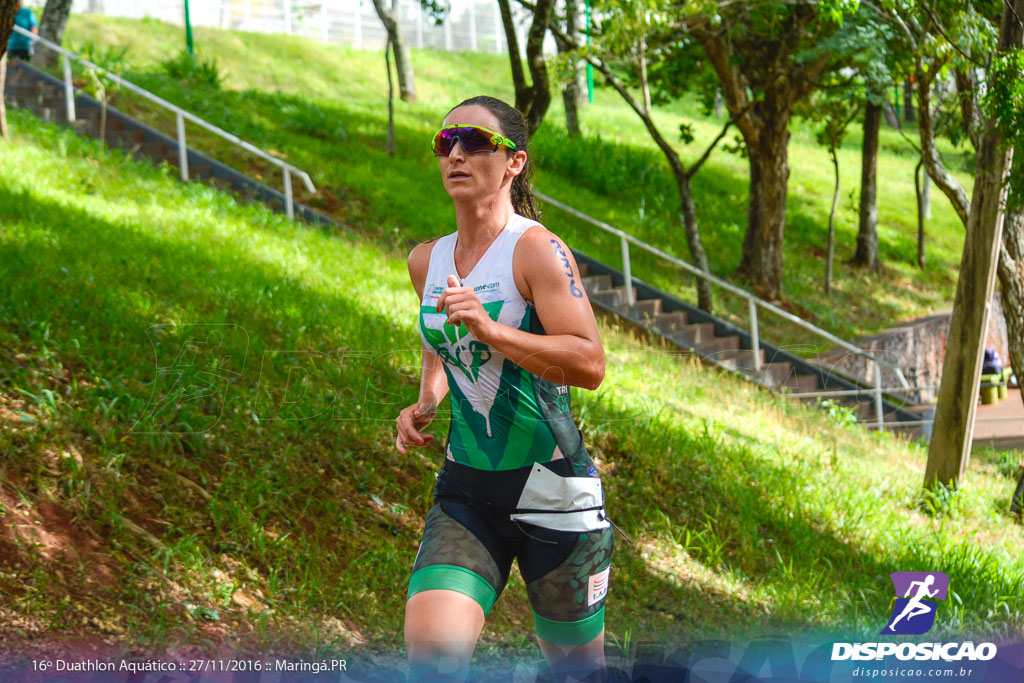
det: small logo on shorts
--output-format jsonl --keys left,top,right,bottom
{"left": 588, "top": 566, "right": 610, "bottom": 606}
{"left": 587, "top": 466, "right": 598, "bottom": 478}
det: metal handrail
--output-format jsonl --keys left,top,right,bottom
{"left": 12, "top": 25, "right": 316, "bottom": 219}
{"left": 537, "top": 191, "right": 912, "bottom": 430}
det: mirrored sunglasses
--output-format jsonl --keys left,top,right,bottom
{"left": 431, "top": 124, "right": 517, "bottom": 156}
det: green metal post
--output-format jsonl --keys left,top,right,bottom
{"left": 585, "top": 0, "right": 593, "bottom": 103}
{"left": 185, "top": 0, "right": 194, "bottom": 55}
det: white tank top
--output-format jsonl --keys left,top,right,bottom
{"left": 418, "top": 213, "right": 586, "bottom": 471}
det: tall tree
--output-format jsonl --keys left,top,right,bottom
{"left": 0, "top": 0, "right": 18, "bottom": 140}
{"left": 552, "top": 0, "right": 582, "bottom": 136}
{"left": 532, "top": 0, "right": 741, "bottom": 311}
{"left": 812, "top": 102, "right": 859, "bottom": 294}
{"left": 877, "top": 0, "right": 1024, "bottom": 488}
{"left": 371, "top": 0, "right": 416, "bottom": 102}
{"left": 988, "top": 36, "right": 1024, "bottom": 416}
{"left": 854, "top": 100, "right": 883, "bottom": 270}
{"left": 692, "top": 2, "right": 851, "bottom": 300}
{"left": 998, "top": 202, "right": 1024, "bottom": 415}
{"left": 35, "top": 0, "right": 71, "bottom": 68}
{"left": 499, "top": 0, "right": 554, "bottom": 135}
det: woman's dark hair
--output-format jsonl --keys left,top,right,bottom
{"left": 447, "top": 95, "right": 541, "bottom": 220}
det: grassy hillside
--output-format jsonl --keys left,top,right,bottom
{"left": 56, "top": 14, "right": 975, "bottom": 356}
{"left": 1, "top": 109, "right": 1021, "bottom": 669}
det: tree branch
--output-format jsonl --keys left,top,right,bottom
{"left": 915, "top": 55, "right": 971, "bottom": 226}
{"left": 685, "top": 104, "right": 750, "bottom": 179}
{"left": 692, "top": 27, "right": 757, "bottom": 144}
{"left": 498, "top": 0, "right": 527, "bottom": 97}
{"left": 921, "top": 1, "right": 987, "bottom": 68}
{"left": 953, "top": 67, "right": 982, "bottom": 151}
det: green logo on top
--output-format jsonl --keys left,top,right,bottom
{"left": 422, "top": 300, "right": 504, "bottom": 382}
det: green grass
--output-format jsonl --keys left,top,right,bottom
{"left": 1, "top": 109, "right": 1022, "bottom": 665}
{"left": 55, "top": 14, "right": 975, "bottom": 357}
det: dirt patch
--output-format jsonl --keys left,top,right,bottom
{"left": 0, "top": 481, "right": 119, "bottom": 589}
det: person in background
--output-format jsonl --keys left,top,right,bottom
{"left": 7, "top": 0, "right": 39, "bottom": 61}
{"left": 982, "top": 347, "right": 1003, "bottom": 376}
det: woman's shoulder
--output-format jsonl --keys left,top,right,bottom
{"left": 508, "top": 212, "right": 548, "bottom": 236}
{"left": 408, "top": 232, "right": 458, "bottom": 264}
{"left": 408, "top": 236, "right": 449, "bottom": 296}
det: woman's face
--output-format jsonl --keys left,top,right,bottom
{"left": 438, "top": 104, "right": 526, "bottom": 205}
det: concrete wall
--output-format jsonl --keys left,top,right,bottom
{"left": 818, "top": 292, "right": 1011, "bottom": 404}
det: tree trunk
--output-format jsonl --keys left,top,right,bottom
{"left": 922, "top": 170, "right": 931, "bottom": 219}
{"left": 854, "top": 101, "right": 881, "bottom": 270}
{"left": 561, "top": 78, "right": 581, "bottom": 137}
{"left": 739, "top": 110, "right": 790, "bottom": 301}
{"left": 639, "top": 37, "right": 650, "bottom": 114}
{"left": 903, "top": 78, "right": 914, "bottom": 122}
{"left": 497, "top": 0, "right": 526, "bottom": 98}
{"left": 0, "top": 2, "right": 16, "bottom": 140}
{"left": 370, "top": 0, "right": 416, "bottom": 102}
{"left": 0, "top": 2, "right": 15, "bottom": 65}
{"left": 498, "top": 0, "right": 553, "bottom": 135}
{"left": 0, "top": 54, "right": 7, "bottom": 140}
{"left": 915, "top": 158, "right": 926, "bottom": 268}
{"left": 925, "top": 145, "right": 1012, "bottom": 487}
{"left": 385, "top": 37, "right": 394, "bottom": 157}
{"left": 35, "top": 0, "right": 73, "bottom": 68}
{"left": 923, "top": 0, "right": 1023, "bottom": 489}
{"left": 546, "top": 20, "right": 718, "bottom": 312}
{"left": 917, "top": 67, "right": 970, "bottom": 226}
{"left": 693, "top": 14, "right": 831, "bottom": 302}
{"left": 553, "top": 0, "right": 580, "bottom": 137}
{"left": 519, "top": 0, "right": 553, "bottom": 135}
{"left": 883, "top": 100, "right": 899, "bottom": 128}
{"left": 997, "top": 199, "right": 1024, "bottom": 412}
{"left": 678, "top": 172, "right": 714, "bottom": 312}
{"left": 826, "top": 142, "right": 839, "bottom": 295}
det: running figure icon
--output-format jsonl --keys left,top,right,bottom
{"left": 887, "top": 574, "right": 939, "bottom": 632}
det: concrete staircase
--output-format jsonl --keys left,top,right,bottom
{"left": 3, "top": 58, "right": 924, "bottom": 435}
{"left": 573, "top": 258, "right": 924, "bottom": 434}
{"left": 3, "top": 59, "right": 335, "bottom": 229}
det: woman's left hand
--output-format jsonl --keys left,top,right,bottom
{"left": 436, "top": 274, "right": 495, "bottom": 342}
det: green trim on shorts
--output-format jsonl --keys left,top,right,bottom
{"left": 532, "top": 606, "right": 605, "bottom": 647}
{"left": 407, "top": 564, "right": 498, "bottom": 616}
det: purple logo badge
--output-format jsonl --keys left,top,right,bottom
{"left": 882, "top": 572, "right": 949, "bottom": 635}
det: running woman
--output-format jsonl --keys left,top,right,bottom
{"left": 395, "top": 96, "right": 613, "bottom": 683}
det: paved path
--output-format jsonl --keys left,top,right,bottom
{"left": 973, "top": 388, "right": 1024, "bottom": 451}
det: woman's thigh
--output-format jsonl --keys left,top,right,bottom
{"left": 406, "top": 501, "right": 514, "bottom": 680}
{"left": 521, "top": 524, "right": 614, "bottom": 648}
{"left": 405, "top": 589, "right": 486, "bottom": 645}
{"left": 405, "top": 591, "right": 485, "bottom": 682}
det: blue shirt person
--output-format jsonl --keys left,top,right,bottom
{"left": 7, "top": 1, "right": 39, "bottom": 60}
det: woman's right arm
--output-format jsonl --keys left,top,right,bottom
{"left": 395, "top": 241, "right": 448, "bottom": 455}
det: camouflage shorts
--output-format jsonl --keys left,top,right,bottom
{"left": 407, "top": 460, "right": 614, "bottom": 647}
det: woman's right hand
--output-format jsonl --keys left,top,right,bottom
{"left": 395, "top": 401, "right": 437, "bottom": 454}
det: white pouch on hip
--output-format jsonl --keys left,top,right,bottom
{"left": 509, "top": 463, "right": 609, "bottom": 533}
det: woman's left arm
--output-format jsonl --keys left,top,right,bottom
{"left": 436, "top": 227, "right": 605, "bottom": 390}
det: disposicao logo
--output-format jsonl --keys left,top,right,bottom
{"left": 883, "top": 571, "right": 948, "bottom": 635}
{"left": 831, "top": 571, "right": 998, "bottom": 662}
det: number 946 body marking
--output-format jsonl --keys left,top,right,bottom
{"left": 550, "top": 239, "right": 584, "bottom": 298}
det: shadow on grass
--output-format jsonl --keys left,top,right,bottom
{"left": 4, "top": 165, "right": 1021, "bottom": 655}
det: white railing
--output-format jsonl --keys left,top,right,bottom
{"left": 12, "top": 25, "right": 316, "bottom": 220}
{"left": 537, "top": 191, "right": 912, "bottom": 430}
